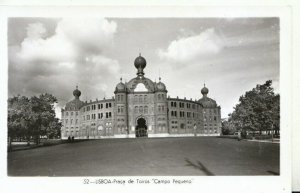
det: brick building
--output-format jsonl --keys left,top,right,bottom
{"left": 61, "top": 54, "right": 221, "bottom": 139}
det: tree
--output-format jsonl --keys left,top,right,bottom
{"left": 221, "top": 119, "right": 236, "bottom": 135}
{"left": 229, "top": 80, "right": 280, "bottom": 136}
{"left": 7, "top": 93, "right": 61, "bottom": 145}
{"left": 8, "top": 96, "right": 33, "bottom": 144}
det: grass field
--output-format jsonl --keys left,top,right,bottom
{"left": 7, "top": 137, "right": 279, "bottom": 176}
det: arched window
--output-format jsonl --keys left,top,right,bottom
{"left": 134, "top": 95, "right": 138, "bottom": 103}
{"left": 144, "top": 106, "right": 148, "bottom": 114}
{"left": 134, "top": 106, "right": 138, "bottom": 113}
{"left": 139, "top": 106, "right": 143, "bottom": 113}
{"left": 139, "top": 95, "right": 143, "bottom": 103}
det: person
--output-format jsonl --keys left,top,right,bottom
{"left": 193, "top": 124, "right": 197, "bottom": 137}
{"left": 72, "top": 136, "right": 74, "bottom": 142}
{"left": 68, "top": 136, "right": 71, "bottom": 142}
{"left": 237, "top": 131, "right": 242, "bottom": 141}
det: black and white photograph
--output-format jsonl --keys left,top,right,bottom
{"left": 7, "top": 17, "right": 281, "bottom": 176}
{"left": 0, "top": 2, "right": 298, "bottom": 193}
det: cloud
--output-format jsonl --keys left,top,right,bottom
{"left": 158, "top": 28, "right": 224, "bottom": 63}
{"left": 17, "top": 18, "right": 117, "bottom": 63}
{"left": 9, "top": 18, "right": 120, "bottom": 110}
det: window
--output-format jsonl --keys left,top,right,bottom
{"left": 171, "top": 111, "right": 177, "bottom": 117}
{"left": 144, "top": 106, "right": 148, "bottom": 114}
{"left": 101, "top": 104, "right": 103, "bottom": 109}
{"left": 98, "top": 113, "right": 101, "bottom": 119}
{"left": 162, "top": 105, "right": 165, "bottom": 112}
{"left": 98, "top": 104, "right": 101, "bottom": 109}
{"left": 75, "top": 119, "right": 78, "bottom": 124}
{"left": 106, "top": 103, "right": 108, "bottom": 108}
{"left": 109, "top": 112, "right": 112, "bottom": 118}
{"left": 171, "top": 101, "right": 177, "bottom": 107}
{"left": 180, "top": 123, "right": 185, "bottom": 129}
{"left": 134, "top": 95, "right": 138, "bottom": 102}
{"left": 66, "top": 112, "right": 69, "bottom": 116}
{"left": 121, "top": 106, "right": 124, "bottom": 113}
{"left": 144, "top": 95, "right": 147, "bottom": 103}
{"left": 109, "top": 103, "right": 112, "bottom": 108}
{"left": 71, "top": 112, "right": 73, "bottom": 116}
{"left": 179, "top": 102, "right": 184, "bottom": 108}
{"left": 76, "top": 112, "right": 78, "bottom": 116}
{"left": 106, "top": 112, "right": 109, "bottom": 118}
{"left": 117, "top": 95, "right": 120, "bottom": 101}
{"left": 214, "top": 116, "right": 217, "bottom": 121}
{"left": 139, "top": 106, "right": 143, "bottom": 113}
{"left": 135, "top": 106, "right": 138, "bottom": 113}
{"left": 158, "top": 94, "right": 161, "bottom": 100}
{"left": 139, "top": 95, "right": 143, "bottom": 103}
{"left": 180, "top": 111, "right": 185, "bottom": 117}
{"left": 66, "top": 119, "right": 68, "bottom": 124}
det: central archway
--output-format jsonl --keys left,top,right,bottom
{"left": 135, "top": 118, "right": 148, "bottom": 137}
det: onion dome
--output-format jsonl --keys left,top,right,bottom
{"left": 73, "top": 85, "right": 81, "bottom": 99}
{"left": 65, "top": 85, "right": 84, "bottom": 110}
{"left": 115, "top": 78, "right": 126, "bottom": 93}
{"left": 134, "top": 53, "right": 146, "bottom": 76}
{"left": 198, "top": 97, "right": 217, "bottom": 108}
{"left": 156, "top": 77, "right": 167, "bottom": 92}
{"left": 201, "top": 84, "right": 209, "bottom": 95}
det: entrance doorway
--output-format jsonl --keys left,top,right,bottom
{"left": 135, "top": 118, "right": 148, "bottom": 137}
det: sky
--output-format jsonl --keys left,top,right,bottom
{"left": 7, "top": 17, "right": 279, "bottom": 119}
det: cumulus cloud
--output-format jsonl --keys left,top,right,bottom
{"left": 8, "top": 18, "right": 120, "bottom": 112}
{"left": 158, "top": 28, "right": 224, "bottom": 63}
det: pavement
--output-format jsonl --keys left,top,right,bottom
{"left": 7, "top": 137, "right": 280, "bottom": 176}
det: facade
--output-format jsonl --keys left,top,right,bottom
{"left": 61, "top": 55, "right": 222, "bottom": 139}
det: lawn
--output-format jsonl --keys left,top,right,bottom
{"left": 7, "top": 137, "right": 279, "bottom": 176}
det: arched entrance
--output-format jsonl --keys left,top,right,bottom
{"left": 135, "top": 118, "right": 148, "bottom": 137}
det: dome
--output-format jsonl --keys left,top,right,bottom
{"left": 201, "top": 85, "right": 209, "bottom": 95}
{"left": 156, "top": 77, "right": 167, "bottom": 92}
{"left": 198, "top": 97, "right": 217, "bottom": 108}
{"left": 115, "top": 78, "right": 126, "bottom": 93}
{"left": 134, "top": 54, "right": 147, "bottom": 69}
{"left": 65, "top": 99, "right": 85, "bottom": 110}
{"left": 73, "top": 86, "right": 81, "bottom": 99}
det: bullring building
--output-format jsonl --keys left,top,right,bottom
{"left": 61, "top": 54, "right": 222, "bottom": 139}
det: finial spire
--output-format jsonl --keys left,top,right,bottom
{"left": 159, "top": 77, "right": 161, "bottom": 82}
{"left": 139, "top": 52, "right": 141, "bottom": 57}
{"left": 120, "top": 77, "right": 122, "bottom": 82}
{"left": 76, "top": 84, "right": 78, "bottom": 89}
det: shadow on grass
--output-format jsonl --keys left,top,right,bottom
{"left": 184, "top": 158, "right": 215, "bottom": 176}
{"left": 267, "top": 170, "right": 279, "bottom": 175}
